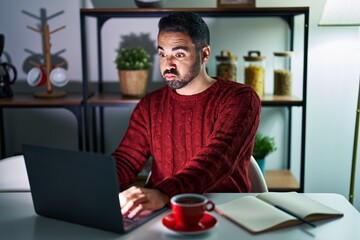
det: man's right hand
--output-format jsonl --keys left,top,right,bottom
{"left": 119, "top": 186, "right": 169, "bottom": 218}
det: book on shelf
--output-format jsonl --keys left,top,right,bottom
{"left": 215, "top": 192, "right": 344, "bottom": 234}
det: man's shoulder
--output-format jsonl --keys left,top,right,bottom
{"left": 216, "top": 78, "right": 257, "bottom": 96}
{"left": 214, "top": 79, "right": 261, "bottom": 112}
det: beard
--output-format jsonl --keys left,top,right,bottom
{"left": 163, "top": 59, "right": 201, "bottom": 90}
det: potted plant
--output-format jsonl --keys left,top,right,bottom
{"left": 115, "top": 47, "right": 152, "bottom": 97}
{"left": 252, "top": 132, "right": 277, "bottom": 174}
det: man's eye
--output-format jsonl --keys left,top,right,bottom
{"left": 158, "top": 52, "right": 166, "bottom": 58}
{"left": 175, "top": 53, "right": 185, "bottom": 58}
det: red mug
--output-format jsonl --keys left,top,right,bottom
{"left": 170, "top": 193, "right": 215, "bottom": 228}
{"left": 27, "top": 67, "right": 46, "bottom": 87}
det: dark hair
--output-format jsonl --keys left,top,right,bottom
{"left": 158, "top": 12, "right": 210, "bottom": 49}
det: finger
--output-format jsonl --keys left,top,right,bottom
{"left": 119, "top": 187, "right": 145, "bottom": 206}
{"left": 119, "top": 193, "right": 127, "bottom": 208}
{"left": 127, "top": 202, "right": 157, "bottom": 219}
{"left": 121, "top": 193, "right": 147, "bottom": 215}
{"left": 121, "top": 199, "right": 136, "bottom": 215}
{"left": 127, "top": 204, "right": 145, "bottom": 218}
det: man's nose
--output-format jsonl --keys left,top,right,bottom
{"left": 164, "top": 56, "right": 176, "bottom": 70}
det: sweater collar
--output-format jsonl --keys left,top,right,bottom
{"left": 168, "top": 78, "right": 224, "bottom": 101}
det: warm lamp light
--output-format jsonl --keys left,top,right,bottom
{"left": 319, "top": 0, "right": 360, "bottom": 26}
{"left": 319, "top": 0, "right": 360, "bottom": 204}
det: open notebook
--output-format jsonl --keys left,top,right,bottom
{"left": 215, "top": 192, "right": 343, "bottom": 234}
{"left": 22, "top": 144, "right": 166, "bottom": 234}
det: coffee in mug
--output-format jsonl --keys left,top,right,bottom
{"left": 170, "top": 193, "right": 215, "bottom": 228}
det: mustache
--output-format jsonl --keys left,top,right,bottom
{"left": 163, "top": 69, "right": 178, "bottom": 76}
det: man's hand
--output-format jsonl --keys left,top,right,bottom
{"left": 119, "top": 186, "right": 169, "bottom": 218}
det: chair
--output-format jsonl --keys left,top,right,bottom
{"left": 0, "top": 155, "right": 30, "bottom": 192}
{"left": 249, "top": 156, "right": 268, "bottom": 193}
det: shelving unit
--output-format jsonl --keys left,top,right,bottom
{"left": 79, "top": 7, "right": 309, "bottom": 192}
{"left": 0, "top": 93, "right": 84, "bottom": 158}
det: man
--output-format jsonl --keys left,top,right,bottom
{"left": 112, "top": 12, "right": 261, "bottom": 218}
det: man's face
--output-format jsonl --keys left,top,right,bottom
{"left": 157, "top": 31, "right": 201, "bottom": 90}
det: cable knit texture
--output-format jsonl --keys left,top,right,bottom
{"left": 112, "top": 78, "right": 261, "bottom": 198}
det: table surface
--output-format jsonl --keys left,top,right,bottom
{"left": 0, "top": 192, "right": 359, "bottom": 240}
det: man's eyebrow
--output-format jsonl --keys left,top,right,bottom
{"left": 172, "top": 46, "right": 189, "bottom": 51}
{"left": 157, "top": 45, "right": 190, "bottom": 52}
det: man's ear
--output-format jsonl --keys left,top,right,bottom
{"left": 201, "top": 45, "right": 211, "bottom": 64}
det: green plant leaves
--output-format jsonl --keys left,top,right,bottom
{"left": 115, "top": 47, "right": 152, "bottom": 70}
{"left": 252, "top": 132, "right": 277, "bottom": 160}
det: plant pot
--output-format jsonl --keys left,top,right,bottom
{"left": 256, "top": 159, "right": 265, "bottom": 175}
{"left": 118, "top": 70, "right": 148, "bottom": 98}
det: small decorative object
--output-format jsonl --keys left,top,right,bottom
{"left": 0, "top": 34, "right": 17, "bottom": 98}
{"left": 0, "top": 34, "right": 4, "bottom": 57}
{"left": 115, "top": 47, "right": 152, "bottom": 97}
{"left": 217, "top": 0, "right": 256, "bottom": 8}
{"left": 26, "top": 24, "right": 68, "bottom": 98}
{"left": 134, "top": 0, "right": 167, "bottom": 8}
{"left": 216, "top": 50, "right": 238, "bottom": 81}
{"left": 244, "top": 51, "right": 265, "bottom": 97}
{"left": 273, "top": 51, "right": 293, "bottom": 96}
{"left": 252, "top": 132, "right": 277, "bottom": 174}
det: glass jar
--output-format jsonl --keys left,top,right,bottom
{"left": 216, "top": 50, "right": 238, "bottom": 81}
{"left": 273, "top": 51, "right": 293, "bottom": 96}
{"left": 244, "top": 51, "right": 265, "bottom": 97}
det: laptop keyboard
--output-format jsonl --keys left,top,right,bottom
{"left": 122, "top": 216, "right": 140, "bottom": 228}
{"left": 122, "top": 209, "right": 155, "bottom": 229}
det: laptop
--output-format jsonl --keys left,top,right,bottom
{"left": 22, "top": 144, "right": 166, "bottom": 234}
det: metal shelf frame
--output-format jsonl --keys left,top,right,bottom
{"left": 79, "top": 7, "right": 309, "bottom": 192}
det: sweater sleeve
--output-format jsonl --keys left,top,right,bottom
{"left": 112, "top": 97, "right": 151, "bottom": 189}
{"left": 153, "top": 86, "right": 261, "bottom": 197}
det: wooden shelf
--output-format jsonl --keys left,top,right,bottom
{"left": 265, "top": 170, "right": 300, "bottom": 191}
{"left": 80, "top": 7, "right": 309, "bottom": 18}
{"left": 87, "top": 92, "right": 302, "bottom": 107}
{"left": 87, "top": 93, "right": 139, "bottom": 107}
{"left": 0, "top": 93, "right": 83, "bottom": 106}
{"left": 260, "top": 95, "right": 302, "bottom": 107}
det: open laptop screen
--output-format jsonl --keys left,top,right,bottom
{"left": 22, "top": 144, "right": 166, "bottom": 233}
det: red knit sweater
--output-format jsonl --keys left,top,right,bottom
{"left": 112, "top": 78, "right": 261, "bottom": 198}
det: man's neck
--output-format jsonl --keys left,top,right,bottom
{"left": 175, "top": 74, "right": 216, "bottom": 96}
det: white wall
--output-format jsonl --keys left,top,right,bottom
{"left": 0, "top": 0, "right": 359, "bottom": 210}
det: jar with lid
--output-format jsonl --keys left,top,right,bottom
{"left": 273, "top": 51, "right": 293, "bottom": 96}
{"left": 216, "top": 50, "right": 238, "bottom": 81}
{"left": 243, "top": 51, "right": 265, "bottom": 97}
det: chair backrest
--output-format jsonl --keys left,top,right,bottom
{"left": 0, "top": 155, "right": 30, "bottom": 192}
{"left": 248, "top": 156, "right": 268, "bottom": 193}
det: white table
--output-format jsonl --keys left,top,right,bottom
{"left": 0, "top": 192, "right": 359, "bottom": 240}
